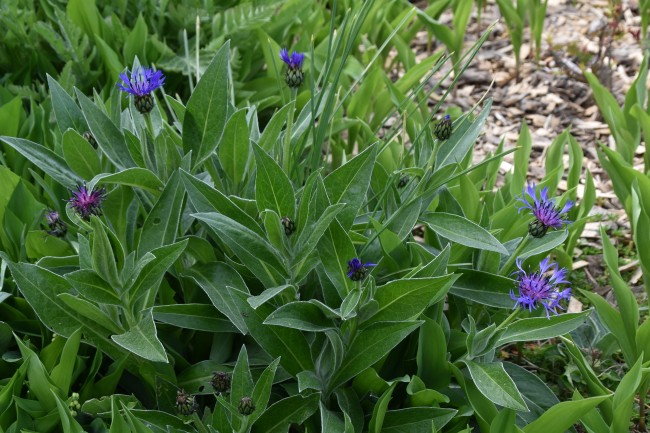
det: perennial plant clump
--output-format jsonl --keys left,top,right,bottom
{"left": 0, "top": 0, "right": 639, "bottom": 431}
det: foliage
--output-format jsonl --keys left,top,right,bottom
{"left": 0, "top": 0, "right": 646, "bottom": 432}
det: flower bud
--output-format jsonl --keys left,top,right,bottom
{"left": 433, "top": 114, "right": 453, "bottom": 140}
{"left": 238, "top": 396, "right": 255, "bottom": 415}
{"left": 281, "top": 217, "right": 296, "bottom": 236}
{"left": 210, "top": 371, "right": 231, "bottom": 394}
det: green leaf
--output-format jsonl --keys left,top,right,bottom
{"left": 264, "top": 301, "right": 336, "bottom": 331}
{"left": 89, "top": 168, "right": 163, "bottom": 194}
{"left": 76, "top": 89, "right": 135, "bottom": 169}
{"left": 517, "top": 230, "right": 569, "bottom": 261}
{"left": 65, "top": 269, "right": 122, "bottom": 306}
{"left": 323, "top": 144, "right": 377, "bottom": 229}
{"left": 62, "top": 129, "right": 101, "bottom": 180}
{"left": 316, "top": 220, "right": 356, "bottom": 299}
{"left": 50, "top": 328, "right": 82, "bottom": 395}
{"left": 58, "top": 293, "right": 122, "bottom": 334}
{"left": 250, "top": 357, "right": 281, "bottom": 424}
{"left": 153, "top": 304, "right": 237, "bottom": 332}
{"left": 137, "top": 170, "right": 184, "bottom": 259}
{"left": 219, "top": 109, "right": 251, "bottom": 186}
{"left": 253, "top": 143, "right": 295, "bottom": 218}
{"left": 185, "top": 262, "right": 250, "bottom": 334}
{"left": 230, "top": 345, "right": 254, "bottom": 415}
{"left": 368, "top": 382, "right": 397, "bottom": 433}
{"left": 611, "top": 356, "right": 643, "bottom": 433}
{"left": 184, "top": 42, "right": 230, "bottom": 167}
{"left": 382, "top": 408, "right": 458, "bottom": 432}
{"left": 0, "top": 136, "right": 81, "bottom": 189}
{"left": 91, "top": 217, "right": 120, "bottom": 289}
{"left": 111, "top": 309, "right": 168, "bottom": 363}
{"left": 128, "top": 239, "right": 188, "bottom": 311}
{"left": 181, "top": 169, "right": 263, "bottom": 235}
{"left": 247, "top": 284, "right": 294, "bottom": 310}
{"left": 251, "top": 394, "right": 319, "bottom": 433}
{"left": 421, "top": 212, "right": 508, "bottom": 254}
{"left": 522, "top": 395, "right": 611, "bottom": 433}
{"left": 451, "top": 269, "right": 514, "bottom": 307}
{"left": 192, "top": 212, "right": 287, "bottom": 288}
{"left": 497, "top": 312, "right": 591, "bottom": 346}
{"left": 361, "top": 276, "right": 457, "bottom": 326}
{"left": 329, "top": 321, "right": 422, "bottom": 390}
{"left": 47, "top": 74, "right": 87, "bottom": 134}
{"left": 464, "top": 360, "right": 528, "bottom": 411}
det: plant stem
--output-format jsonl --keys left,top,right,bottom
{"left": 499, "top": 234, "right": 530, "bottom": 276}
{"left": 192, "top": 412, "right": 209, "bottom": 433}
{"left": 282, "top": 89, "right": 297, "bottom": 175}
{"left": 495, "top": 308, "right": 521, "bottom": 332}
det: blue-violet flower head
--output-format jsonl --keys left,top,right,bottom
{"left": 347, "top": 257, "right": 376, "bottom": 281}
{"left": 511, "top": 257, "right": 571, "bottom": 318}
{"left": 279, "top": 48, "right": 304, "bottom": 70}
{"left": 516, "top": 183, "right": 573, "bottom": 238}
{"left": 118, "top": 67, "right": 165, "bottom": 113}
{"left": 69, "top": 185, "right": 106, "bottom": 220}
{"left": 118, "top": 66, "right": 165, "bottom": 96}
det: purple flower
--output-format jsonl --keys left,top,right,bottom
{"left": 516, "top": 183, "right": 573, "bottom": 238}
{"left": 118, "top": 67, "right": 165, "bottom": 96}
{"left": 279, "top": 48, "right": 304, "bottom": 70}
{"left": 347, "top": 258, "right": 376, "bottom": 281}
{"left": 68, "top": 185, "right": 106, "bottom": 220}
{"left": 118, "top": 67, "right": 165, "bottom": 113}
{"left": 511, "top": 257, "right": 571, "bottom": 318}
{"left": 45, "top": 210, "right": 67, "bottom": 237}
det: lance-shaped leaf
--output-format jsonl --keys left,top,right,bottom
{"left": 421, "top": 212, "right": 508, "bottom": 254}
{"left": 329, "top": 321, "right": 422, "bottom": 390}
{"left": 464, "top": 360, "right": 527, "bottom": 411}
{"left": 192, "top": 212, "right": 287, "bottom": 288}
{"left": 323, "top": 144, "right": 377, "bottom": 229}
{"left": 76, "top": 89, "right": 135, "bottom": 169}
{"left": 253, "top": 142, "right": 295, "bottom": 218}
{"left": 137, "top": 170, "right": 185, "bottom": 259}
{"left": 184, "top": 42, "right": 230, "bottom": 167}
{"left": 0, "top": 136, "right": 81, "bottom": 189}
{"left": 111, "top": 309, "right": 168, "bottom": 363}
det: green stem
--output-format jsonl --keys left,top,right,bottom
{"left": 141, "top": 114, "right": 155, "bottom": 171}
{"left": 499, "top": 234, "right": 530, "bottom": 276}
{"left": 282, "top": 90, "right": 297, "bottom": 175}
{"left": 192, "top": 412, "right": 209, "bottom": 433}
{"left": 495, "top": 308, "right": 521, "bottom": 332}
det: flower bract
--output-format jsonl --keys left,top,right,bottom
{"left": 511, "top": 257, "right": 571, "bottom": 318}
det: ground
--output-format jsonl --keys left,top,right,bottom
{"left": 415, "top": 0, "right": 646, "bottom": 302}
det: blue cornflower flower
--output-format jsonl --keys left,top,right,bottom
{"left": 516, "top": 183, "right": 573, "bottom": 238}
{"left": 69, "top": 185, "right": 106, "bottom": 220}
{"left": 118, "top": 67, "right": 165, "bottom": 113}
{"left": 279, "top": 48, "right": 305, "bottom": 88}
{"left": 511, "top": 257, "right": 571, "bottom": 318}
{"left": 347, "top": 258, "right": 376, "bottom": 281}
